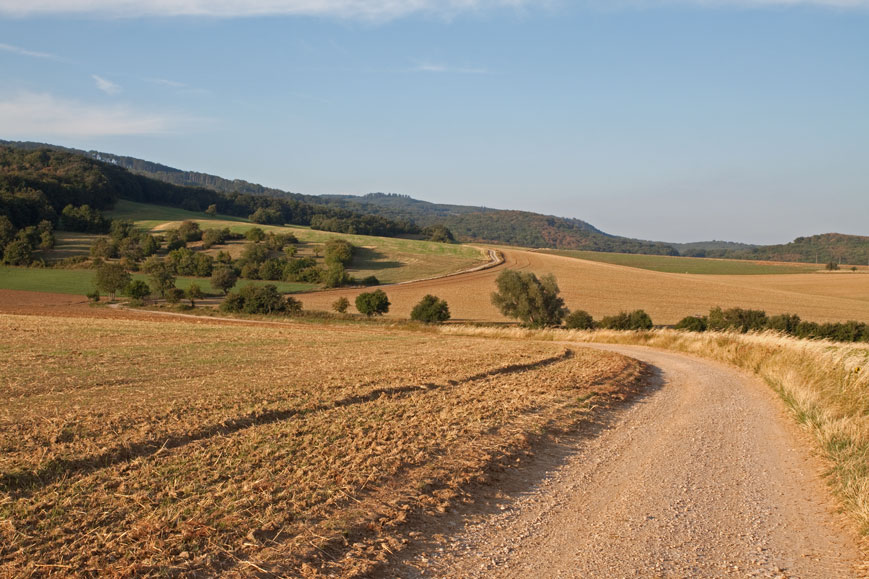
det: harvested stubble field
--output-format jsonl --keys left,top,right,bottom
{"left": 298, "top": 248, "right": 869, "bottom": 325}
{"left": 0, "top": 313, "right": 646, "bottom": 577}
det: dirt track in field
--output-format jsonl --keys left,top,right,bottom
{"left": 379, "top": 344, "right": 864, "bottom": 578}
{"left": 297, "top": 247, "right": 869, "bottom": 324}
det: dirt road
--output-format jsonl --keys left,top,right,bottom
{"left": 383, "top": 344, "right": 863, "bottom": 578}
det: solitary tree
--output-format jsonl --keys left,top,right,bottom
{"left": 332, "top": 296, "right": 350, "bottom": 314}
{"left": 187, "top": 283, "right": 205, "bottom": 307}
{"left": 95, "top": 262, "right": 131, "bottom": 301}
{"left": 211, "top": 267, "right": 238, "bottom": 295}
{"left": 491, "top": 269, "right": 566, "bottom": 328}
{"left": 355, "top": 289, "right": 390, "bottom": 317}
{"left": 410, "top": 294, "right": 451, "bottom": 323}
{"left": 205, "top": 204, "right": 218, "bottom": 216}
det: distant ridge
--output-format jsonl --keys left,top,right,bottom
{"left": 2, "top": 139, "right": 867, "bottom": 263}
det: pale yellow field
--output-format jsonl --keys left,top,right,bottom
{"left": 298, "top": 248, "right": 869, "bottom": 324}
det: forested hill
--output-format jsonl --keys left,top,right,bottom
{"left": 0, "top": 141, "right": 681, "bottom": 255}
{"left": 0, "top": 146, "right": 419, "bottom": 238}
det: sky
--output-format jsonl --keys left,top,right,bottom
{"left": 1, "top": 1, "right": 867, "bottom": 244}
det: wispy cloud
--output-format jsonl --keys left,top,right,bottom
{"left": 0, "top": 92, "right": 204, "bottom": 137}
{"left": 412, "top": 63, "right": 492, "bottom": 74}
{"left": 0, "top": 42, "right": 58, "bottom": 60}
{"left": 0, "top": 0, "right": 540, "bottom": 19}
{"left": 92, "top": 74, "right": 122, "bottom": 95}
{"left": 145, "top": 77, "right": 188, "bottom": 89}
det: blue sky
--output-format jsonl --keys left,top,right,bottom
{"left": 1, "top": 1, "right": 867, "bottom": 244}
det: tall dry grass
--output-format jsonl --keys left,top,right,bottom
{"left": 441, "top": 325, "right": 869, "bottom": 541}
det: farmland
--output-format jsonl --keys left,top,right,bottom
{"left": 0, "top": 312, "right": 645, "bottom": 576}
{"left": 299, "top": 248, "right": 869, "bottom": 325}
{"left": 540, "top": 249, "right": 822, "bottom": 275}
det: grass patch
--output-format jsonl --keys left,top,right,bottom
{"left": 0, "top": 266, "right": 315, "bottom": 296}
{"left": 542, "top": 249, "right": 819, "bottom": 275}
{"left": 106, "top": 199, "right": 249, "bottom": 227}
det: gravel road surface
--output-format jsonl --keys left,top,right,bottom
{"left": 380, "top": 344, "right": 863, "bottom": 578}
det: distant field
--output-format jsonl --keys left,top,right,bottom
{"left": 0, "top": 313, "right": 642, "bottom": 576}
{"left": 108, "top": 200, "right": 488, "bottom": 284}
{"left": 0, "top": 266, "right": 315, "bottom": 296}
{"left": 299, "top": 247, "right": 869, "bottom": 324}
{"left": 106, "top": 199, "right": 249, "bottom": 229}
{"left": 540, "top": 249, "right": 820, "bottom": 275}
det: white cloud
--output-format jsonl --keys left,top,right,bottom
{"left": 145, "top": 77, "right": 187, "bottom": 88}
{"left": 0, "top": 0, "right": 538, "bottom": 19}
{"left": 0, "top": 92, "right": 201, "bottom": 137}
{"left": 92, "top": 74, "right": 122, "bottom": 95}
{"left": 0, "top": 42, "right": 58, "bottom": 59}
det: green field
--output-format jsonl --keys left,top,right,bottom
{"left": 0, "top": 266, "right": 316, "bottom": 296}
{"left": 106, "top": 199, "right": 250, "bottom": 229}
{"left": 542, "top": 249, "right": 820, "bottom": 275}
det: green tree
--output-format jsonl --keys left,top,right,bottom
{"left": 332, "top": 296, "right": 350, "bottom": 313}
{"left": 356, "top": 289, "right": 390, "bottom": 317}
{"left": 410, "top": 294, "right": 451, "bottom": 323}
{"left": 211, "top": 267, "right": 238, "bottom": 295}
{"left": 95, "top": 262, "right": 131, "bottom": 301}
{"left": 564, "top": 310, "right": 595, "bottom": 330}
{"left": 124, "top": 279, "right": 151, "bottom": 303}
{"left": 2, "top": 239, "right": 33, "bottom": 265}
{"left": 205, "top": 204, "right": 218, "bottom": 216}
{"left": 142, "top": 257, "right": 176, "bottom": 298}
{"left": 245, "top": 227, "right": 266, "bottom": 242}
{"left": 186, "top": 283, "right": 205, "bottom": 307}
{"left": 490, "top": 269, "right": 566, "bottom": 328}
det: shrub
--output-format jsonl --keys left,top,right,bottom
{"left": 410, "top": 295, "right": 451, "bottom": 323}
{"left": 564, "top": 310, "right": 595, "bottom": 330}
{"left": 177, "top": 220, "right": 202, "bottom": 242}
{"left": 332, "top": 296, "right": 350, "bottom": 314}
{"left": 707, "top": 307, "right": 768, "bottom": 333}
{"left": 767, "top": 313, "right": 801, "bottom": 334}
{"left": 220, "top": 284, "right": 299, "bottom": 315}
{"left": 356, "top": 289, "right": 390, "bottom": 317}
{"left": 826, "top": 261, "right": 839, "bottom": 271}
{"left": 674, "top": 315, "right": 708, "bottom": 332}
{"left": 245, "top": 227, "right": 266, "bottom": 242}
{"left": 491, "top": 269, "right": 566, "bottom": 328}
{"left": 599, "top": 310, "right": 654, "bottom": 331}
{"left": 85, "top": 290, "right": 100, "bottom": 303}
{"left": 359, "top": 275, "right": 380, "bottom": 286}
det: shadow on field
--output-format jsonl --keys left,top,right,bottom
{"left": 1, "top": 351, "right": 575, "bottom": 496}
{"left": 352, "top": 246, "right": 403, "bottom": 272}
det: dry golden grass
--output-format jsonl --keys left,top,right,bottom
{"left": 0, "top": 313, "right": 645, "bottom": 577}
{"left": 298, "top": 248, "right": 869, "bottom": 324}
{"left": 441, "top": 324, "right": 869, "bottom": 545}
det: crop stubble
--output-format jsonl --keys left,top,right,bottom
{"left": 0, "top": 314, "right": 645, "bottom": 577}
